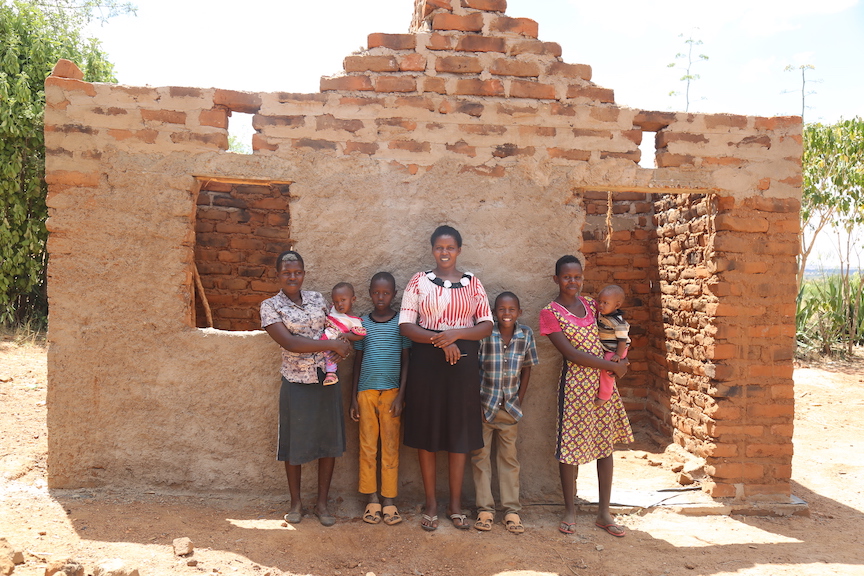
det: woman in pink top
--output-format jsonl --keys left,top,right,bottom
{"left": 399, "top": 225, "right": 493, "bottom": 531}
{"left": 539, "top": 255, "right": 633, "bottom": 538}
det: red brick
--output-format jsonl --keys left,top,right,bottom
{"left": 492, "top": 143, "right": 534, "bottom": 157}
{"left": 655, "top": 152, "right": 695, "bottom": 167}
{"left": 545, "top": 62, "right": 592, "bottom": 81}
{"left": 456, "top": 35, "right": 506, "bottom": 53}
{"left": 215, "top": 222, "right": 252, "bottom": 234}
{"left": 510, "top": 80, "right": 555, "bottom": 100}
{"left": 489, "top": 16, "right": 538, "bottom": 37}
{"left": 320, "top": 75, "right": 374, "bottom": 92}
{"left": 462, "top": 0, "right": 506, "bottom": 10}
{"left": 316, "top": 114, "right": 364, "bottom": 133}
{"left": 746, "top": 444, "right": 793, "bottom": 458}
{"left": 45, "top": 170, "right": 100, "bottom": 187}
{"left": 141, "top": 109, "right": 187, "bottom": 124}
{"left": 251, "top": 134, "right": 278, "bottom": 152}
{"left": 107, "top": 129, "right": 158, "bottom": 144}
{"left": 399, "top": 53, "right": 427, "bottom": 72}
{"left": 706, "top": 462, "right": 764, "bottom": 480}
{"left": 460, "top": 124, "right": 506, "bottom": 135}
{"left": 51, "top": 58, "right": 84, "bottom": 80}
{"left": 344, "top": 55, "right": 399, "bottom": 72}
{"left": 754, "top": 116, "right": 801, "bottom": 130}
{"left": 436, "top": 56, "right": 483, "bottom": 74}
{"left": 705, "top": 443, "right": 738, "bottom": 458}
{"left": 253, "top": 115, "right": 305, "bottom": 129}
{"left": 453, "top": 79, "right": 504, "bottom": 97}
{"left": 250, "top": 280, "right": 281, "bottom": 292}
{"left": 749, "top": 365, "right": 795, "bottom": 379}
{"left": 214, "top": 89, "right": 261, "bottom": 114}
{"left": 490, "top": 59, "right": 541, "bottom": 77}
{"left": 367, "top": 33, "right": 416, "bottom": 50}
{"left": 265, "top": 213, "right": 291, "bottom": 227}
{"left": 547, "top": 148, "right": 590, "bottom": 161}
{"left": 44, "top": 76, "right": 96, "bottom": 96}
{"left": 779, "top": 174, "right": 803, "bottom": 186}
{"left": 742, "top": 197, "right": 800, "bottom": 213}
{"left": 509, "top": 40, "right": 561, "bottom": 57}
{"left": 703, "top": 482, "right": 736, "bottom": 498}
{"left": 702, "top": 156, "right": 746, "bottom": 166}
{"left": 432, "top": 12, "right": 483, "bottom": 31}
{"left": 459, "top": 165, "right": 506, "bottom": 177}
{"left": 705, "top": 114, "right": 747, "bottom": 129}
{"left": 655, "top": 131, "right": 709, "bottom": 147}
{"left": 749, "top": 403, "right": 794, "bottom": 418}
{"left": 427, "top": 33, "right": 455, "bottom": 50}
{"left": 519, "top": 126, "right": 555, "bottom": 137}
{"left": 338, "top": 96, "right": 384, "bottom": 107}
{"left": 446, "top": 140, "right": 477, "bottom": 157}
{"left": 566, "top": 85, "right": 614, "bottom": 103}
{"left": 395, "top": 96, "right": 435, "bottom": 111}
{"left": 376, "top": 117, "right": 418, "bottom": 131}
{"left": 600, "top": 151, "right": 640, "bottom": 162}
{"left": 633, "top": 110, "right": 676, "bottom": 132}
{"left": 389, "top": 140, "right": 431, "bottom": 153}
{"left": 292, "top": 138, "right": 337, "bottom": 151}
{"left": 199, "top": 107, "right": 229, "bottom": 129}
{"left": 375, "top": 76, "right": 417, "bottom": 93}
{"left": 170, "top": 132, "right": 229, "bottom": 149}
{"left": 715, "top": 214, "right": 769, "bottom": 233}
{"left": 345, "top": 141, "right": 379, "bottom": 155}
{"left": 421, "top": 77, "right": 447, "bottom": 94}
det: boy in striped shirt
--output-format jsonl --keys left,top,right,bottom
{"left": 471, "top": 291, "right": 539, "bottom": 534}
{"left": 350, "top": 272, "right": 412, "bottom": 526}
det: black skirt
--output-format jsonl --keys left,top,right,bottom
{"left": 403, "top": 340, "right": 483, "bottom": 453}
{"left": 277, "top": 377, "right": 346, "bottom": 465}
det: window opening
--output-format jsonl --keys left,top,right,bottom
{"left": 228, "top": 112, "right": 254, "bottom": 154}
{"left": 638, "top": 131, "right": 657, "bottom": 168}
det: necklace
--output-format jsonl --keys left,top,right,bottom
{"left": 425, "top": 270, "right": 472, "bottom": 289}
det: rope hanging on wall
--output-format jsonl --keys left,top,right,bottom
{"left": 605, "top": 190, "right": 614, "bottom": 251}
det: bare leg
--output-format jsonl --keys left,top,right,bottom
{"left": 285, "top": 462, "right": 302, "bottom": 516}
{"left": 418, "top": 449, "right": 438, "bottom": 528}
{"left": 315, "top": 457, "right": 335, "bottom": 516}
{"left": 447, "top": 452, "right": 468, "bottom": 525}
{"left": 596, "top": 455, "right": 621, "bottom": 529}
{"left": 559, "top": 462, "right": 578, "bottom": 527}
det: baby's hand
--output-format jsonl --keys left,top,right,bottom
{"left": 351, "top": 326, "right": 367, "bottom": 336}
{"left": 610, "top": 354, "right": 621, "bottom": 362}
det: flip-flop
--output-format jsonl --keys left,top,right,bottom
{"left": 448, "top": 512, "right": 470, "bottom": 530}
{"left": 595, "top": 521, "right": 626, "bottom": 537}
{"left": 363, "top": 503, "right": 382, "bottom": 525}
{"left": 420, "top": 514, "right": 438, "bottom": 531}
{"left": 315, "top": 510, "right": 336, "bottom": 527}
{"left": 503, "top": 512, "right": 524, "bottom": 535}
{"left": 559, "top": 521, "right": 576, "bottom": 535}
{"left": 474, "top": 511, "right": 493, "bottom": 531}
{"left": 382, "top": 505, "right": 402, "bottom": 525}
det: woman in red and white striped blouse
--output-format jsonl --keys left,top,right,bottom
{"left": 399, "top": 225, "right": 493, "bottom": 532}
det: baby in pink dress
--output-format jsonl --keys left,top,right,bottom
{"left": 321, "top": 282, "right": 366, "bottom": 385}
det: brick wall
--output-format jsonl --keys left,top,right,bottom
{"left": 194, "top": 180, "right": 292, "bottom": 330}
{"left": 581, "top": 190, "right": 659, "bottom": 416}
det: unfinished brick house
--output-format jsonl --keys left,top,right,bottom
{"left": 45, "top": 0, "right": 801, "bottom": 504}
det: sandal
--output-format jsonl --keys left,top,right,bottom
{"left": 503, "top": 512, "right": 524, "bottom": 535}
{"left": 421, "top": 514, "right": 438, "bottom": 531}
{"left": 362, "top": 503, "right": 382, "bottom": 525}
{"left": 448, "top": 512, "right": 470, "bottom": 530}
{"left": 559, "top": 521, "right": 576, "bottom": 535}
{"left": 323, "top": 372, "right": 338, "bottom": 386}
{"left": 382, "top": 505, "right": 402, "bottom": 525}
{"left": 474, "top": 511, "right": 493, "bottom": 531}
{"left": 595, "top": 521, "right": 626, "bottom": 537}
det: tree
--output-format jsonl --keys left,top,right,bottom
{"left": 799, "top": 118, "right": 864, "bottom": 353}
{"left": 667, "top": 32, "right": 708, "bottom": 112}
{"left": 783, "top": 64, "right": 817, "bottom": 120}
{"left": 0, "top": 0, "right": 127, "bottom": 325}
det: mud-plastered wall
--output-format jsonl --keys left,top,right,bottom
{"left": 45, "top": 0, "right": 801, "bottom": 502}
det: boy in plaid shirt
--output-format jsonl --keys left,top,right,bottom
{"left": 470, "top": 292, "right": 539, "bottom": 534}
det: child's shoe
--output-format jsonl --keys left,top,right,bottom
{"left": 323, "top": 372, "right": 339, "bottom": 386}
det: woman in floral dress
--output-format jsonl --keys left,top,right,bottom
{"left": 539, "top": 255, "right": 633, "bottom": 537}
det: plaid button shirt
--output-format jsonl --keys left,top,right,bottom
{"left": 479, "top": 323, "right": 539, "bottom": 422}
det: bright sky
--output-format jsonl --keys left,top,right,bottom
{"left": 83, "top": 0, "right": 864, "bottom": 267}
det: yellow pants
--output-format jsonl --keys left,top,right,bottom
{"left": 357, "top": 388, "right": 401, "bottom": 498}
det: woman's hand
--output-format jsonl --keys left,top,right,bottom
{"left": 349, "top": 397, "right": 360, "bottom": 422}
{"left": 430, "top": 330, "right": 459, "bottom": 348}
{"left": 443, "top": 343, "right": 462, "bottom": 365}
{"left": 610, "top": 358, "right": 629, "bottom": 378}
{"left": 330, "top": 338, "right": 351, "bottom": 359}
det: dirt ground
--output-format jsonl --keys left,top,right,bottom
{"left": 2, "top": 336, "right": 863, "bottom": 576}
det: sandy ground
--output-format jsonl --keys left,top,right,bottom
{"left": 1, "top": 336, "right": 863, "bottom": 576}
